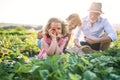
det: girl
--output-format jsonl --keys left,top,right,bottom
{"left": 65, "top": 13, "right": 95, "bottom": 55}
{"left": 64, "top": 13, "right": 82, "bottom": 52}
{"left": 38, "top": 18, "right": 68, "bottom": 59}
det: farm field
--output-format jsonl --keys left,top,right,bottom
{"left": 0, "top": 26, "right": 120, "bottom": 80}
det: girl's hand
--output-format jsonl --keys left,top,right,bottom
{"left": 74, "top": 39, "right": 81, "bottom": 48}
{"left": 57, "top": 34, "right": 63, "bottom": 39}
{"left": 48, "top": 29, "right": 57, "bottom": 39}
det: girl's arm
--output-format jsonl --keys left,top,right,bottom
{"left": 55, "top": 38, "right": 68, "bottom": 54}
{"left": 41, "top": 38, "right": 57, "bottom": 56}
{"left": 42, "top": 29, "right": 58, "bottom": 56}
{"left": 73, "top": 27, "right": 82, "bottom": 47}
{"left": 55, "top": 42, "right": 66, "bottom": 54}
{"left": 74, "top": 39, "right": 81, "bottom": 48}
{"left": 64, "top": 33, "right": 71, "bottom": 49}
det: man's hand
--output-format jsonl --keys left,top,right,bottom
{"left": 85, "top": 36, "right": 100, "bottom": 44}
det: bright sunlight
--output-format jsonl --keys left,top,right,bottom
{"left": 0, "top": 0, "right": 120, "bottom": 25}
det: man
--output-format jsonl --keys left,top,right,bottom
{"left": 74, "top": 2, "right": 117, "bottom": 51}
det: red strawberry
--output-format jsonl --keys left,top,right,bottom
{"left": 52, "top": 26, "right": 57, "bottom": 34}
{"left": 52, "top": 26, "right": 57, "bottom": 31}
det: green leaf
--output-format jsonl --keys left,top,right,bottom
{"left": 69, "top": 73, "right": 81, "bottom": 80}
{"left": 83, "top": 70, "right": 100, "bottom": 80}
{"left": 39, "top": 70, "right": 49, "bottom": 80}
{"left": 26, "top": 65, "right": 40, "bottom": 73}
{"left": 109, "top": 74, "right": 120, "bottom": 80}
{"left": 68, "top": 73, "right": 81, "bottom": 80}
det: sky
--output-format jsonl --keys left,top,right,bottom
{"left": 0, "top": 0, "right": 120, "bottom": 26}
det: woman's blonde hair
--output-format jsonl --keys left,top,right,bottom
{"left": 66, "top": 13, "right": 82, "bottom": 26}
{"left": 44, "top": 17, "right": 67, "bottom": 37}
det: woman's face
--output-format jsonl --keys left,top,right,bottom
{"left": 50, "top": 22, "right": 62, "bottom": 35}
{"left": 89, "top": 12, "right": 100, "bottom": 23}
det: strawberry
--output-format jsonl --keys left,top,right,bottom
{"left": 52, "top": 26, "right": 57, "bottom": 34}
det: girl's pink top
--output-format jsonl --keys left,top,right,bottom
{"left": 43, "top": 35, "right": 68, "bottom": 46}
{"left": 38, "top": 34, "right": 68, "bottom": 59}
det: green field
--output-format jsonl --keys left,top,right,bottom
{"left": 0, "top": 27, "right": 120, "bottom": 80}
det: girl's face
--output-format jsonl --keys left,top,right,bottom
{"left": 67, "top": 20, "right": 77, "bottom": 30}
{"left": 50, "top": 22, "right": 62, "bottom": 35}
{"left": 89, "top": 12, "right": 100, "bottom": 23}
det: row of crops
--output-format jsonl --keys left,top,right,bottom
{"left": 0, "top": 27, "right": 120, "bottom": 80}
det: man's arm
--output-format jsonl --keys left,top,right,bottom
{"left": 103, "top": 19, "right": 117, "bottom": 41}
{"left": 85, "top": 34, "right": 111, "bottom": 44}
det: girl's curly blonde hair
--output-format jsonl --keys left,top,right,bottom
{"left": 44, "top": 17, "right": 68, "bottom": 38}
